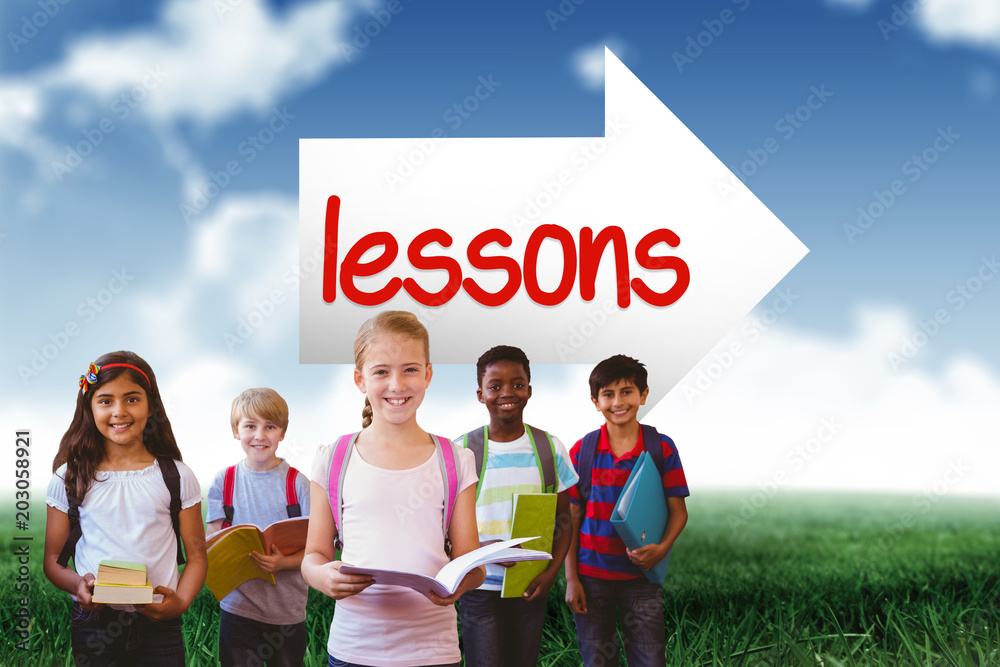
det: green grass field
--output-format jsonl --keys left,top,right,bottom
{"left": 4, "top": 492, "right": 998, "bottom": 666}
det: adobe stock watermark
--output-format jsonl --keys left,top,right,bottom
{"left": 877, "top": 0, "right": 925, "bottom": 41}
{"left": 886, "top": 254, "right": 997, "bottom": 370}
{"left": 509, "top": 116, "right": 627, "bottom": 236}
{"left": 844, "top": 126, "right": 959, "bottom": 244}
{"left": 716, "top": 85, "right": 833, "bottom": 202}
{"left": 383, "top": 74, "right": 502, "bottom": 192}
{"left": 683, "top": 287, "right": 798, "bottom": 404}
{"left": 179, "top": 107, "right": 295, "bottom": 224}
{"left": 545, "top": 0, "right": 588, "bottom": 31}
{"left": 553, "top": 262, "right": 664, "bottom": 361}
{"left": 7, "top": 0, "right": 72, "bottom": 54}
{"left": 854, "top": 459, "right": 970, "bottom": 569}
{"left": 338, "top": 0, "right": 411, "bottom": 62}
{"left": 50, "top": 67, "right": 170, "bottom": 181}
{"left": 224, "top": 237, "right": 326, "bottom": 351}
{"left": 671, "top": 0, "right": 752, "bottom": 74}
{"left": 393, "top": 457, "right": 448, "bottom": 523}
{"left": 16, "top": 268, "right": 135, "bottom": 386}
{"left": 726, "top": 416, "right": 843, "bottom": 533}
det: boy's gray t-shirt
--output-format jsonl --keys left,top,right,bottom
{"left": 206, "top": 459, "right": 311, "bottom": 624}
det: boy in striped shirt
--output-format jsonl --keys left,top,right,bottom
{"left": 565, "top": 355, "right": 689, "bottom": 666}
{"left": 456, "top": 345, "right": 579, "bottom": 667}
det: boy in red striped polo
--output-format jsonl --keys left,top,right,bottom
{"left": 564, "top": 355, "right": 689, "bottom": 666}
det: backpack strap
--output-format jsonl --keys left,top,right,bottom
{"left": 576, "top": 428, "right": 602, "bottom": 513}
{"left": 525, "top": 425, "right": 557, "bottom": 494}
{"left": 285, "top": 467, "right": 302, "bottom": 519}
{"left": 329, "top": 433, "right": 460, "bottom": 553}
{"left": 56, "top": 486, "right": 83, "bottom": 568}
{"left": 158, "top": 457, "right": 186, "bottom": 566}
{"left": 577, "top": 425, "right": 665, "bottom": 514}
{"left": 221, "top": 465, "right": 237, "bottom": 529}
{"left": 328, "top": 433, "right": 358, "bottom": 551}
{"left": 462, "top": 427, "right": 489, "bottom": 501}
{"left": 434, "top": 435, "right": 460, "bottom": 535}
{"left": 640, "top": 424, "right": 665, "bottom": 476}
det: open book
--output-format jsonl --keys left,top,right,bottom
{"left": 340, "top": 537, "right": 551, "bottom": 600}
{"left": 206, "top": 516, "right": 308, "bottom": 555}
{"left": 205, "top": 517, "right": 309, "bottom": 601}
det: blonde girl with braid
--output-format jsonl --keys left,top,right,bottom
{"left": 302, "top": 311, "right": 483, "bottom": 667}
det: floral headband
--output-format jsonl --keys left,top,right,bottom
{"left": 79, "top": 362, "right": 151, "bottom": 393}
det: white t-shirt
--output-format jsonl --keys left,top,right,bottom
{"left": 46, "top": 459, "right": 202, "bottom": 610}
{"left": 311, "top": 436, "right": 476, "bottom": 667}
{"left": 454, "top": 427, "right": 579, "bottom": 591}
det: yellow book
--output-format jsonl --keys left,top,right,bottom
{"left": 204, "top": 518, "right": 308, "bottom": 602}
{"left": 92, "top": 578, "right": 154, "bottom": 604}
{"left": 97, "top": 560, "right": 148, "bottom": 586}
{"left": 501, "top": 493, "right": 557, "bottom": 598}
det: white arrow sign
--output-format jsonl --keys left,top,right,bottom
{"left": 299, "top": 48, "right": 807, "bottom": 413}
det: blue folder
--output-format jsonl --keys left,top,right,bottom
{"left": 609, "top": 450, "right": 670, "bottom": 585}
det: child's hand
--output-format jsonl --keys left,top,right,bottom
{"left": 75, "top": 574, "right": 104, "bottom": 611}
{"left": 428, "top": 566, "right": 485, "bottom": 607}
{"left": 522, "top": 568, "right": 558, "bottom": 602}
{"left": 317, "top": 561, "right": 375, "bottom": 600}
{"left": 249, "top": 544, "right": 286, "bottom": 574}
{"left": 626, "top": 543, "right": 668, "bottom": 570}
{"left": 138, "top": 586, "right": 187, "bottom": 621}
{"left": 565, "top": 576, "right": 587, "bottom": 614}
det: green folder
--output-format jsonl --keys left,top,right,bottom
{"left": 501, "top": 493, "right": 556, "bottom": 598}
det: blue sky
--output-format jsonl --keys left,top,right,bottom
{"left": 2, "top": 0, "right": 998, "bottom": 497}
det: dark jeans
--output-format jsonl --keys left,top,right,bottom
{"left": 218, "top": 609, "right": 307, "bottom": 667}
{"left": 328, "top": 657, "right": 460, "bottom": 667}
{"left": 458, "top": 588, "right": 549, "bottom": 667}
{"left": 572, "top": 575, "right": 665, "bottom": 667}
{"left": 70, "top": 602, "right": 185, "bottom": 667}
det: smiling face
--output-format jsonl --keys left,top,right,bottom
{"left": 478, "top": 360, "right": 532, "bottom": 428}
{"left": 591, "top": 378, "right": 649, "bottom": 427}
{"left": 354, "top": 334, "right": 432, "bottom": 427}
{"left": 90, "top": 375, "right": 153, "bottom": 453}
{"left": 235, "top": 411, "right": 285, "bottom": 470}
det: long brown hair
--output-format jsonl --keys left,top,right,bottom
{"left": 353, "top": 311, "right": 430, "bottom": 428}
{"left": 53, "top": 351, "right": 181, "bottom": 499}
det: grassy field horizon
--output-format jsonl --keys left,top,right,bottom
{"left": 3, "top": 490, "right": 998, "bottom": 665}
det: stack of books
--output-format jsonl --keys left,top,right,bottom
{"left": 91, "top": 560, "right": 153, "bottom": 604}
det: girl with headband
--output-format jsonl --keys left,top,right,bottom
{"left": 43, "top": 350, "right": 207, "bottom": 666}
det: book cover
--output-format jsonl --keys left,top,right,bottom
{"left": 205, "top": 527, "right": 276, "bottom": 602}
{"left": 501, "top": 493, "right": 557, "bottom": 598}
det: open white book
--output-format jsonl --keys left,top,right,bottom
{"left": 339, "top": 537, "right": 551, "bottom": 600}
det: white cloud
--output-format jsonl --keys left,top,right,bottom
{"left": 136, "top": 191, "right": 298, "bottom": 360}
{"left": 569, "top": 37, "right": 633, "bottom": 92}
{"left": 915, "top": 0, "right": 1000, "bottom": 50}
{"left": 649, "top": 305, "right": 1000, "bottom": 496}
{"left": 0, "top": 0, "right": 357, "bottom": 174}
